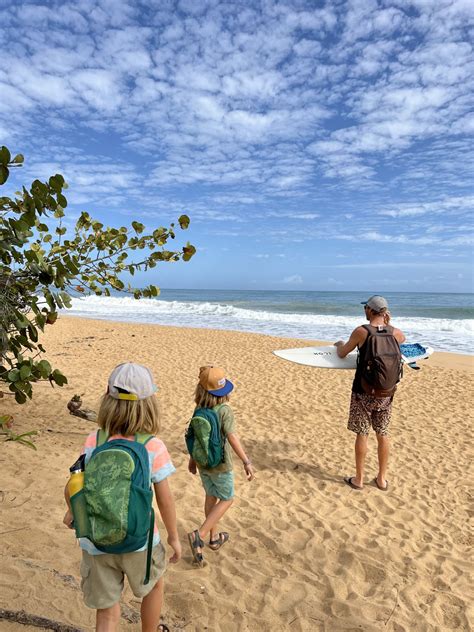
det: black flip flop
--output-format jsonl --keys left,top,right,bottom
{"left": 344, "top": 476, "right": 363, "bottom": 490}
{"left": 373, "top": 477, "right": 389, "bottom": 491}
{"left": 187, "top": 529, "right": 204, "bottom": 566}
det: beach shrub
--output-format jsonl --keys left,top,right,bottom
{"left": 0, "top": 145, "right": 196, "bottom": 407}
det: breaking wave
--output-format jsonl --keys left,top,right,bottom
{"left": 67, "top": 296, "right": 473, "bottom": 354}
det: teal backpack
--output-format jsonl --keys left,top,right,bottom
{"left": 185, "top": 404, "right": 225, "bottom": 468}
{"left": 71, "top": 430, "right": 155, "bottom": 583}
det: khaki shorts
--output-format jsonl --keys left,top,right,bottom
{"left": 347, "top": 392, "right": 393, "bottom": 436}
{"left": 80, "top": 543, "right": 166, "bottom": 609}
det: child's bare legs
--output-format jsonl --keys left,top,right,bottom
{"left": 199, "top": 497, "right": 233, "bottom": 540}
{"left": 96, "top": 603, "right": 120, "bottom": 632}
{"left": 141, "top": 576, "right": 164, "bottom": 632}
{"left": 190, "top": 496, "right": 233, "bottom": 556}
{"left": 204, "top": 494, "right": 219, "bottom": 541}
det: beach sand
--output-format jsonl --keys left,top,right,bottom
{"left": 0, "top": 316, "right": 472, "bottom": 632}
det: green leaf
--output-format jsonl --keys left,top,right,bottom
{"left": 132, "top": 221, "right": 145, "bottom": 234}
{"left": 0, "top": 146, "right": 11, "bottom": 164}
{"left": 20, "top": 365, "right": 31, "bottom": 380}
{"left": 14, "top": 391, "right": 27, "bottom": 405}
{"left": 51, "top": 369, "right": 68, "bottom": 386}
{"left": 183, "top": 244, "right": 196, "bottom": 261}
{"left": 37, "top": 360, "right": 52, "bottom": 378}
{"left": 57, "top": 193, "right": 68, "bottom": 208}
{"left": 7, "top": 369, "right": 20, "bottom": 382}
{"left": 49, "top": 174, "right": 64, "bottom": 192}
{"left": 12, "top": 153, "right": 24, "bottom": 164}
{"left": 0, "top": 165, "right": 9, "bottom": 185}
{"left": 59, "top": 292, "right": 72, "bottom": 308}
{"left": 178, "top": 214, "right": 190, "bottom": 229}
{"left": 28, "top": 324, "right": 39, "bottom": 342}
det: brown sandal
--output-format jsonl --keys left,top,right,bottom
{"left": 373, "top": 477, "right": 389, "bottom": 491}
{"left": 187, "top": 529, "right": 204, "bottom": 566}
{"left": 344, "top": 476, "right": 363, "bottom": 490}
{"left": 208, "top": 532, "right": 229, "bottom": 550}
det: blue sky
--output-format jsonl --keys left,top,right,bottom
{"left": 1, "top": 0, "right": 473, "bottom": 293}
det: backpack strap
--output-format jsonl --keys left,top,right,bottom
{"left": 212, "top": 404, "right": 228, "bottom": 464}
{"left": 143, "top": 507, "right": 155, "bottom": 585}
{"left": 135, "top": 433, "right": 154, "bottom": 446}
{"left": 96, "top": 429, "right": 109, "bottom": 447}
{"left": 363, "top": 323, "right": 394, "bottom": 335}
{"left": 213, "top": 403, "right": 228, "bottom": 415}
{"left": 136, "top": 432, "right": 155, "bottom": 583}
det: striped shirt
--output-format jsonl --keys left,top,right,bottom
{"left": 79, "top": 431, "right": 175, "bottom": 555}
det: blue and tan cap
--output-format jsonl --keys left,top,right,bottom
{"left": 199, "top": 366, "right": 233, "bottom": 397}
{"left": 108, "top": 362, "right": 157, "bottom": 401}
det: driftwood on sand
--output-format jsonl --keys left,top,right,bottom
{"left": 66, "top": 395, "right": 97, "bottom": 422}
{"left": 0, "top": 608, "right": 83, "bottom": 632}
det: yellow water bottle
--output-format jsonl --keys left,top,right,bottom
{"left": 68, "top": 468, "right": 84, "bottom": 496}
{"left": 68, "top": 455, "right": 89, "bottom": 538}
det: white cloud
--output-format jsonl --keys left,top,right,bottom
{"left": 282, "top": 274, "right": 303, "bottom": 284}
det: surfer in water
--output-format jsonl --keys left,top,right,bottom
{"left": 334, "top": 295, "right": 405, "bottom": 491}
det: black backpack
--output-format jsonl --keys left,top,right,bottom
{"left": 358, "top": 325, "right": 402, "bottom": 397}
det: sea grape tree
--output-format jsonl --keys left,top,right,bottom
{"left": 0, "top": 146, "right": 196, "bottom": 404}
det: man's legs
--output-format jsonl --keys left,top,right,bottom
{"left": 141, "top": 576, "right": 164, "bottom": 632}
{"left": 96, "top": 603, "right": 120, "bottom": 632}
{"left": 354, "top": 433, "right": 368, "bottom": 488}
{"left": 346, "top": 393, "right": 370, "bottom": 488}
{"left": 375, "top": 433, "right": 389, "bottom": 489}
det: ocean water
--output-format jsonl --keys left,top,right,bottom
{"left": 68, "top": 290, "right": 474, "bottom": 355}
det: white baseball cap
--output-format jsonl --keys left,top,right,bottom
{"left": 107, "top": 362, "right": 158, "bottom": 401}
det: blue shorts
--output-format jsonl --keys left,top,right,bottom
{"left": 199, "top": 470, "right": 234, "bottom": 500}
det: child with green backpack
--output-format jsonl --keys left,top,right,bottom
{"left": 63, "top": 362, "right": 181, "bottom": 632}
{"left": 186, "top": 366, "right": 254, "bottom": 566}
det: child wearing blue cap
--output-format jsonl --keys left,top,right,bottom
{"left": 187, "top": 366, "right": 254, "bottom": 566}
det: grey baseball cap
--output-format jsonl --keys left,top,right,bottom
{"left": 108, "top": 362, "right": 158, "bottom": 401}
{"left": 361, "top": 295, "right": 389, "bottom": 312}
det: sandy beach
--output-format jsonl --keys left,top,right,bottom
{"left": 0, "top": 316, "right": 472, "bottom": 632}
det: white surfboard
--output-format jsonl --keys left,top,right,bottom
{"left": 273, "top": 343, "right": 433, "bottom": 369}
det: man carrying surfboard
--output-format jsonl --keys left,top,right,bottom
{"left": 334, "top": 295, "right": 406, "bottom": 491}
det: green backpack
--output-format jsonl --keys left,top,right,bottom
{"left": 185, "top": 404, "right": 226, "bottom": 468}
{"left": 71, "top": 430, "right": 155, "bottom": 583}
